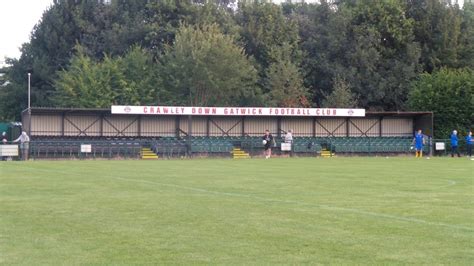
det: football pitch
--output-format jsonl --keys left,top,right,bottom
{"left": 1, "top": 158, "right": 473, "bottom": 265}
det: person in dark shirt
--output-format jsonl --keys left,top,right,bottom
{"left": 450, "top": 130, "right": 460, "bottom": 157}
{"left": 262, "top": 129, "right": 274, "bottom": 159}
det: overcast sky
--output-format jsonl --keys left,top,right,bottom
{"left": 0, "top": 0, "right": 465, "bottom": 67}
{"left": 0, "top": 0, "right": 54, "bottom": 66}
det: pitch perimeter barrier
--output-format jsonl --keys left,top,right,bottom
{"left": 431, "top": 138, "right": 471, "bottom": 156}
{"left": 0, "top": 142, "right": 20, "bottom": 160}
{"left": 18, "top": 136, "right": 472, "bottom": 160}
{"left": 28, "top": 140, "right": 143, "bottom": 159}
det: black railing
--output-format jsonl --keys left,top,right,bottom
{"left": 2, "top": 136, "right": 470, "bottom": 160}
{"left": 28, "top": 140, "right": 144, "bottom": 159}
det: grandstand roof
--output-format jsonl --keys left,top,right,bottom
{"left": 24, "top": 107, "right": 433, "bottom": 117}
{"left": 365, "top": 111, "right": 433, "bottom": 116}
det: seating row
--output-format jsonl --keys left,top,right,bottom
{"left": 29, "top": 141, "right": 141, "bottom": 158}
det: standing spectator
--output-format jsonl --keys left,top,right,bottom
{"left": 262, "top": 129, "right": 274, "bottom": 159}
{"left": 412, "top": 129, "right": 425, "bottom": 158}
{"left": 466, "top": 130, "right": 472, "bottom": 158}
{"left": 1, "top": 132, "right": 7, "bottom": 161}
{"left": 284, "top": 129, "right": 293, "bottom": 144}
{"left": 13, "top": 131, "right": 30, "bottom": 161}
{"left": 450, "top": 130, "right": 461, "bottom": 157}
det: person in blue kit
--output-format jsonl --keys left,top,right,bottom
{"left": 412, "top": 129, "right": 425, "bottom": 158}
{"left": 465, "top": 130, "right": 472, "bottom": 158}
{"left": 450, "top": 130, "right": 461, "bottom": 157}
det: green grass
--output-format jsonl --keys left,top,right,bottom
{"left": 1, "top": 157, "right": 473, "bottom": 265}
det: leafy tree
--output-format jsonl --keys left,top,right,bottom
{"left": 193, "top": 0, "right": 237, "bottom": 8}
{"left": 53, "top": 46, "right": 159, "bottom": 107}
{"left": 406, "top": 0, "right": 465, "bottom": 72}
{"left": 459, "top": 2, "right": 474, "bottom": 68}
{"left": 322, "top": 77, "right": 358, "bottom": 108}
{"left": 0, "top": 55, "right": 34, "bottom": 121}
{"left": 54, "top": 47, "right": 124, "bottom": 108}
{"left": 345, "top": 0, "right": 421, "bottom": 110}
{"left": 0, "top": 67, "right": 7, "bottom": 87}
{"left": 119, "top": 46, "right": 161, "bottom": 105}
{"left": 264, "top": 43, "right": 309, "bottom": 107}
{"left": 159, "top": 23, "right": 260, "bottom": 106}
{"left": 1, "top": 0, "right": 473, "bottom": 121}
{"left": 236, "top": 1, "right": 300, "bottom": 69}
{"left": 298, "top": 0, "right": 420, "bottom": 110}
{"left": 293, "top": 1, "right": 347, "bottom": 106}
{"left": 1, "top": 0, "right": 155, "bottom": 118}
{"left": 408, "top": 68, "right": 474, "bottom": 138}
{"left": 236, "top": 1, "right": 303, "bottom": 107}
{"left": 144, "top": 0, "right": 238, "bottom": 56}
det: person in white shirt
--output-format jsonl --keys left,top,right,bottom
{"left": 284, "top": 129, "right": 293, "bottom": 144}
{"left": 1, "top": 132, "right": 7, "bottom": 161}
{"left": 13, "top": 131, "right": 30, "bottom": 160}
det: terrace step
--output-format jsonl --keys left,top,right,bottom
{"left": 320, "top": 149, "right": 334, "bottom": 158}
{"left": 141, "top": 148, "right": 159, "bottom": 159}
{"left": 231, "top": 147, "right": 250, "bottom": 159}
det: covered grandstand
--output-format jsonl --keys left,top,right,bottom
{"left": 21, "top": 107, "right": 433, "bottom": 159}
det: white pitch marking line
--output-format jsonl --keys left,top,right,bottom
{"left": 111, "top": 176, "right": 473, "bottom": 232}
{"left": 431, "top": 179, "right": 458, "bottom": 190}
{"left": 11, "top": 166, "right": 472, "bottom": 232}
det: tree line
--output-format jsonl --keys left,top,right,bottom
{"left": 0, "top": 0, "right": 472, "bottom": 137}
